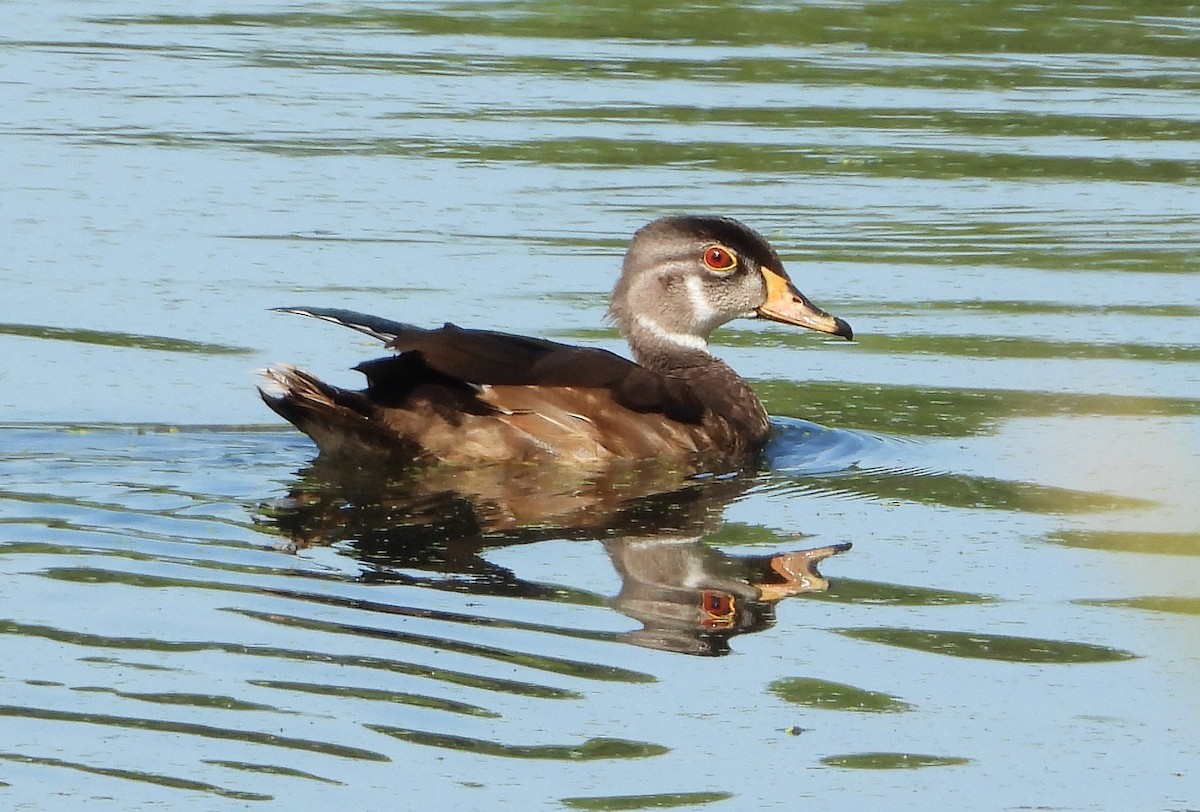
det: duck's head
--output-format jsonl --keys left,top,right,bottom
{"left": 609, "top": 216, "right": 852, "bottom": 356}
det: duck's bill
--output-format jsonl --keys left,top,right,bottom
{"left": 756, "top": 268, "right": 853, "bottom": 340}
{"left": 755, "top": 541, "right": 853, "bottom": 601}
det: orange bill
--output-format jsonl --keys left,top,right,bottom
{"left": 757, "top": 268, "right": 853, "bottom": 340}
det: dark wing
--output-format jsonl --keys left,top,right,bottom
{"left": 275, "top": 308, "right": 705, "bottom": 424}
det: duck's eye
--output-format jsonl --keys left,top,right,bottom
{"left": 702, "top": 245, "right": 737, "bottom": 273}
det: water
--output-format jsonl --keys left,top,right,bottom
{"left": 2, "top": 1, "right": 1199, "bottom": 809}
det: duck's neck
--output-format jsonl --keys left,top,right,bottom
{"left": 623, "top": 314, "right": 712, "bottom": 371}
{"left": 617, "top": 313, "right": 771, "bottom": 450}
{"left": 626, "top": 318, "right": 771, "bottom": 450}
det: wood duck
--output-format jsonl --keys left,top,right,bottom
{"left": 260, "top": 215, "right": 852, "bottom": 463}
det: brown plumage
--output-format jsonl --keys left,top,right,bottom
{"left": 260, "top": 216, "right": 852, "bottom": 464}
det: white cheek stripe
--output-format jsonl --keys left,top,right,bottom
{"left": 634, "top": 314, "right": 709, "bottom": 352}
{"left": 684, "top": 275, "right": 720, "bottom": 327}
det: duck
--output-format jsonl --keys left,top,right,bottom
{"left": 259, "top": 215, "right": 852, "bottom": 464}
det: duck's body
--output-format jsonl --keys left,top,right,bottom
{"left": 260, "top": 216, "right": 851, "bottom": 464}
{"left": 263, "top": 317, "right": 769, "bottom": 462}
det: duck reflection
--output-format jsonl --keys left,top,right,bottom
{"left": 607, "top": 537, "right": 849, "bottom": 656}
{"left": 262, "top": 456, "right": 849, "bottom": 656}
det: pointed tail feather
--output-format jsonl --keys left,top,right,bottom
{"left": 271, "top": 307, "right": 420, "bottom": 343}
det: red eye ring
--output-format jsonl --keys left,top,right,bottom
{"left": 702, "top": 245, "right": 737, "bottom": 273}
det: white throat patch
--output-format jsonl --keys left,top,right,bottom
{"left": 634, "top": 314, "right": 709, "bottom": 352}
